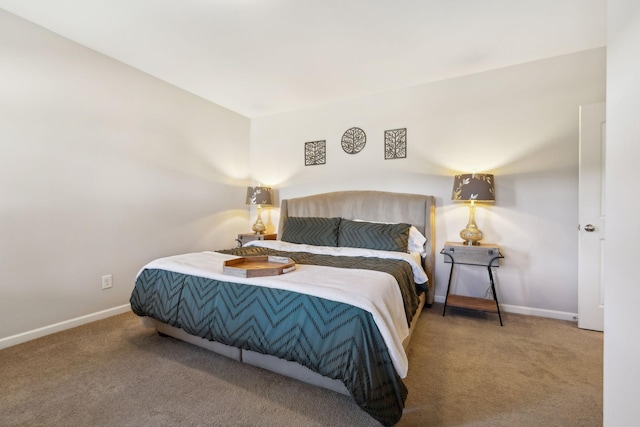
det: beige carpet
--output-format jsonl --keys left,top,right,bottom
{"left": 0, "top": 304, "right": 602, "bottom": 426}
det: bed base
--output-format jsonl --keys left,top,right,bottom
{"left": 141, "top": 291, "right": 426, "bottom": 396}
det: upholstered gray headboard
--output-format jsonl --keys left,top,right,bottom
{"left": 278, "top": 190, "right": 436, "bottom": 304}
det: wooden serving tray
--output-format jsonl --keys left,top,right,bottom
{"left": 223, "top": 256, "right": 296, "bottom": 278}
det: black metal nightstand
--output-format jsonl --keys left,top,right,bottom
{"left": 236, "top": 233, "right": 277, "bottom": 247}
{"left": 441, "top": 241, "right": 504, "bottom": 325}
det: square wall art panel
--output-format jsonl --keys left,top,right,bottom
{"left": 384, "top": 128, "right": 407, "bottom": 159}
{"left": 305, "top": 140, "right": 326, "bottom": 166}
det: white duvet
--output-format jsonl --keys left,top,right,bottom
{"left": 138, "top": 240, "right": 425, "bottom": 378}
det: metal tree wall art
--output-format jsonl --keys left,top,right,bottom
{"left": 341, "top": 127, "right": 366, "bottom": 154}
{"left": 384, "top": 128, "right": 407, "bottom": 159}
{"left": 304, "top": 140, "right": 326, "bottom": 166}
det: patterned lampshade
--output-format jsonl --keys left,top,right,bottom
{"left": 451, "top": 174, "right": 495, "bottom": 202}
{"left": 245, "top": 186, "right": 273, "bottom": 206}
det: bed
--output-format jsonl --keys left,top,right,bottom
{"left": 130, "top": 190, "right": 435, "bottom": 426}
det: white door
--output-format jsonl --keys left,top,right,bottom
{"left": 578, "top": 102, "right": 606, "bottom": 331}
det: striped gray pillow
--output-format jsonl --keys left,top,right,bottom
{"left": 281, "top": 217, "right": 341, "bottom": 247}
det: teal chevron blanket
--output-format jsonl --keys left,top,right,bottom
{"left": 131, "top": 248, "right": 420, "bottom": 425}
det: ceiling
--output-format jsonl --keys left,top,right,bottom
{"left": 0, "top": 0, "right": 606, "bottom": 118}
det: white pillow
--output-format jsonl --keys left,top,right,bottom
{"left": 408, "top": 226, "right": 428, "bottom": 256}
{"left": 352, "top": 219, "right": 427, "bottom": 256}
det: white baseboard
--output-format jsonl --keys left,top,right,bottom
{"left": 432, "top": 295, "right": 578, "bottom": 322}
{"left": 0, "top": 304, "right": 132, "bottom": 350}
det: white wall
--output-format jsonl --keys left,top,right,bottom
{"left": 0, "top": 11, "right": 250, "bottom": 345}
{"left": 0, "top": 7, "right": 610, "bottom": 348}
{"left": 604, "top": 0, "right": 640, "bottom": 424}
{"left": 251, "top": 48, "right": 606, "bottom": 318}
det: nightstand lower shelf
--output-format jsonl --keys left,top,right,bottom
{"left": 445, "top": 295, "right": 499, "bottom": 313}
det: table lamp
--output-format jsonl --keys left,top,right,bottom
{"left": 246, "top": 186, "right": 273, "bottom": 234}
{"left": 451, "top": 173, "right": 495, "bottom": 245}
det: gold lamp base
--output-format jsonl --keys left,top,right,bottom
{"left": 460, "top": 202, "right": 483, "bottom": 246}
{"left": 251, "top": 205, "right": 266, "bottom": 234}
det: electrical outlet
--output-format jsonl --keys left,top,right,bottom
{"left": 101, "top": 274, "right": 113, "bottom": 290}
